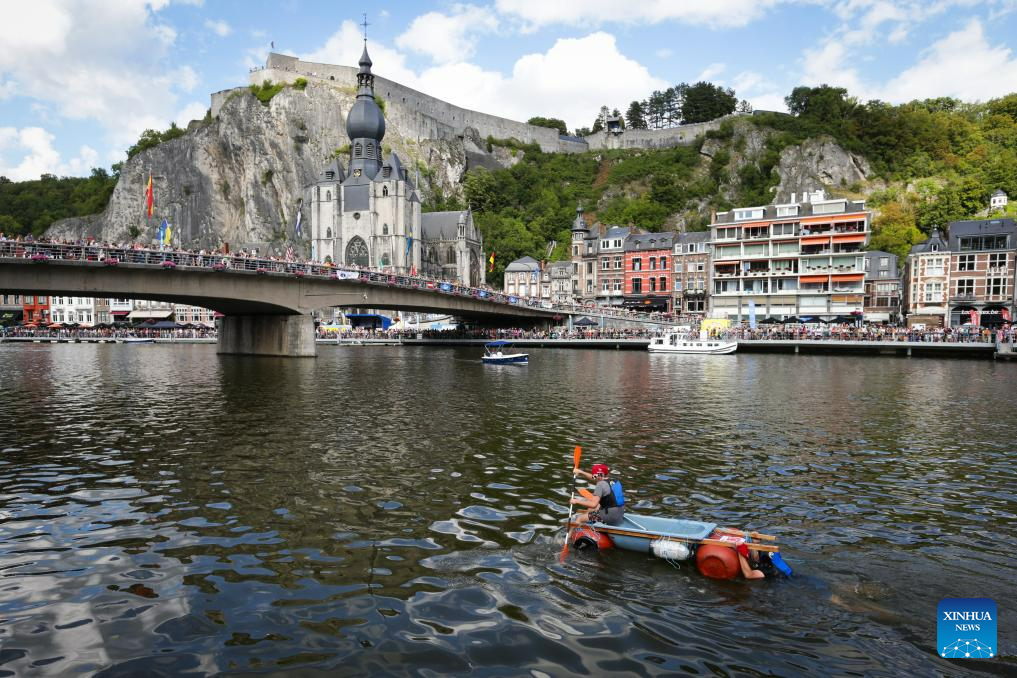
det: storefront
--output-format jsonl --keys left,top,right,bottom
{"left": 979, "top": 305, "right": 1013, "bottom": 328}
{"left": 622, "top": 295, "right": 671, "bottom": 313}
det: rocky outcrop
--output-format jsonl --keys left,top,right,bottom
{"left": 772, "top": 136, "right": 871, "bottom": 202}
{"left": 47, "top": 82, "right": 506, "bottom": 250}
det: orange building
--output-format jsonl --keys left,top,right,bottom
{"left": 623, "top": 232, "right": 675, "bottom": 312}
{"left": 22, "top": 294, "right": 50, "bottom": 325}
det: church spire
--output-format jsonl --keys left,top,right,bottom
{"left": 345, "top": 20, "right": 385, "bottom": 180}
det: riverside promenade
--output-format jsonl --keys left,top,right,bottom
{"left": 2, "top": 334, "right": 1006, "bottom": 358}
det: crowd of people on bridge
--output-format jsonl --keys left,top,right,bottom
{"left": 0, "top": 233, "right": 675, "bottom": 324}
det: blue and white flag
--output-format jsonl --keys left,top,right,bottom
{"left": 294, "top": 210, "right": 302, "bottom": 238}
{"left": 405, "top": 235, "right": 413, "bottom": 257}
{"left": 748, "top": 300, "right": 757, "bottom": 329}
{"left": 157, "top": 218, "right": 167, "bottom": 244}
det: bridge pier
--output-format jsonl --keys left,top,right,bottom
{"left": 218, "top": 315, "right": 316, "bottom": 357}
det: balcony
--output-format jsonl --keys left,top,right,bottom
{"left": 952, "top": 293, "right": 977, "bottom": 302}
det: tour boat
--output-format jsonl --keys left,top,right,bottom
{"left": 648, "top": 329, "right": 737, "bottom": 355}
{"left": 567, "top": 513, "right": 792, "bottom": 580}
{"left": 481, "top": 340, "right": 528, "bottom": 364}
{"left": 120, "top": 337, "right": 155, "bottom": 344}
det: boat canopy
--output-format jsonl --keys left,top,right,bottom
{"left": 484, "top": 340, "right": 513, "bottom": 347}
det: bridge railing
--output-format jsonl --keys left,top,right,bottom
{"left": 1, "top": 240, "right": 674, "bottom": 323}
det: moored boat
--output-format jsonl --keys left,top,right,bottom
{"left": 648, "top": 329, "right": 737, "bottom": 355}
{"left": 567, "top": 513, "right": 791, "bottom": 580}
{"left": 482, "top": 340, "right": 528, "bottom": 364}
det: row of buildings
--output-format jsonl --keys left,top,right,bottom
{"left": 502, "top": 189, "right": 1015, "bottom": 328}
{"left": 0, "top": 296, "right": 216, "bottom": 328}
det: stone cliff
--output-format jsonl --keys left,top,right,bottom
{"left": 47, "top": 81, "right": 496, "bottom": 252}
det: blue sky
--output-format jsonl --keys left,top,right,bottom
{"left": 2, "top": 0, "right": 1016, "bottom": 181}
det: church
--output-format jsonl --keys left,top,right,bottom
{"left": 304, "top": 43, "right": 486, "bottom": 287}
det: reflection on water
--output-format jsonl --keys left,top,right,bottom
{"left": 0, "top": 344, "right": 1014, "bottom": 676}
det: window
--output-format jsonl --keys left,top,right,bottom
{"left": 659, "top": 256, "right": 667, "bottom": 270}
{"left": 734, "top": 208, "right": 764, "bottom": 221}
{"left": 614, "top": 239, "right": 622, "bottom": 248}
{"left": 600, "top": 240, "right": 609, "bottom": 249}
{"left": 959, "top": 235, "right": 1008, "bottom": 251}
{"left": 864, "top": 257, "right": 871, "bottom": 271}
{"left": 925, "top": 257, "right": 945, "bottom": 276}
{"left": 674, "top": 263, "right": 683, "bottom": 274}
{"left": 587, "top": 262, "right": 593, "bottom": 274}
{"left": 650, "top": 278, "right": 656, "bottom": 292}
{"left": 957, "top": 254, "right": 975, "bottom": 271}
{"left": 675, "top": 279, "right": 683, "bottom": 291}
{"left": 649, "top": 257, "right": 656, "bottom": 270}
{"left": 632, "top": 279, "right": 642, "bottom": 294}
{"left": 988, "top": 252, "right": 1007, "bottom": 268}
{"left": 695, "top": 262, "right": 705, "bottom": 272}
{"left": 601, "top": 258, "right": 609, "bottom": 270}
{"left": 988, "top": 277, "right": 1008, "bottom": 296}
{"left": 573, "top": 245, "right": 579, "bottom": 256}
{"left": 776, "top": 205, "right": 799, "bottom": 217}
{"left": 354, "top": 142, "right": 363, "bottom": 158}
{"left": 586, "top": 280, "right": 593, "bottom": 292}
{"left": 614, "top": 256, "right": 622, "bottom": 270}
{"left": 586, "top": 244, "right": 593, "bottom": 255}
{"left": 812, "top": 200, "right": 846, "bottom": 214}
{"left": 614, "top": 281, "right": 622, "bottom": 292}
{"left": 879, "top": 256, "right": 889, "bottom": 269}
{"left": 956, "top": 279, "right": 974, "bottom": 296}
{"left": 602, "top": 280, "right": 610, "bottom": 291}
{"left": 697, "top": 279, "right": 704, "bottom": 290}
{"left": 382, "top": 186, "right": 389, "bottom": 197}
{"left": 924, "top": 282, "right": 943, "bottom": 303}
{"left": 659, "top": 276, "right": 667, "bottom": 291}
{"left": 717, "top": 227, "right": 738, "bottom": 240}
{"left": 876, "top": 283, "right": 897, "bottom": 294}
{"left": 632, "top": 258, "right": 642, "bottom": 271}
{"left": 382, "top": 224, "right": 389, "bottom": 235}
{"left": 772, "top": 223, "right": 795, "bottom": 236}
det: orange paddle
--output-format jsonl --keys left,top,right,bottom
{"left": 559, "top": 445, "right": 582, "bottom": 562}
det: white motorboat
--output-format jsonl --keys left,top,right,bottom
{"left": 481, "top": 340, "right": 529, "bottom": 364}
{"left": 648, "top": 330, "right": 737, "bottom": 355}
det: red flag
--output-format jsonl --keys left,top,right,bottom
{"left": 145, "top": 173, "right": 154, "bottom": 218}
{"left": 488, "top": 251, "right": 495, "bottom": 272}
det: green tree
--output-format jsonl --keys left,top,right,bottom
{"left": 681, "top": 81, "right": 738, "bottom": 123}
{"left": 869, "top": 201, "right": 924, "bottom": 260}
{"left": 626, "top": 100, "right": 647, "bottom": 129}
{"left": 527, "top": 116, "right": 569, "bottom": 135}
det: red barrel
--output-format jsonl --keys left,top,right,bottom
{"left": 572, "top": 527, "right": 613, "bottom": 551}
{"left": 696, "top": 544, "right": 740, "bottom": 579}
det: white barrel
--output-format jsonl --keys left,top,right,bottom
{"left": 651, "top": 539, "right": 691, "bottom": 561}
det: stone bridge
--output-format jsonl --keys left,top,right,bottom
{"left": 0, "top": 245, "right": 558, "bottom": 357}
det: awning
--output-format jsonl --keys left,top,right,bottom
{"left": 800, "top": 236, "right": 830, "bottom": 245}
{"left": 831, "top": 273, "right": 864, "bottom": 282}
{"left": 573, "top": 316, "right": 599, "bottom": 326}
{"left": 832, "top": 233, "right": 866, "bottom": 244}
{"left": 800, "top": 275, "right": 828, "bottom": 283}
{"left": 128, "top": 310, "right": 173, "bottom": 319}
{"left": 111, "top": 310, "right": 130, "bottom": 316}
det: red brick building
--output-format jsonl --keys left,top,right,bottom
{"left": 623, "top": 232, "right": 675, "bottom": 312}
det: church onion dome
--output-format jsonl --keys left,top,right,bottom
{"left": 358, "top": 45, "right": 372, "bottom": 73}
{"left": 346, "top": 97, "right": 386, "bottom": 141}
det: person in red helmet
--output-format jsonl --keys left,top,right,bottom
{"left": 571, "top": 462, "right": 625, "bottom": 526}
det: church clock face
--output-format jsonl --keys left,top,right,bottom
{"left": 353, "top": 169, "right": 362, "bottom": 177}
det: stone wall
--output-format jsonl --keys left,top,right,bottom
{"left": 248, "top": 53, "right": 565, "bottom": 153}
{"left": 584, "top": 114, "right": 742, "bottom": 151}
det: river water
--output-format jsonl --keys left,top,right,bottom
{"left": 0, "top": 344, "right": 1014, "bottom": 677}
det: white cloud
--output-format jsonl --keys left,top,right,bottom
{"left": 0, "top": 126, "right": 98, "bottom": 180}
{"left": 878, "top": 18, "right": 1017, "bottom": 102}
{"left": 396, "top": 5, "right": 499, "bottom": 64}
{"left": 204, "top": 19, "right": 232, "bottom": 37}
{"left": 0, "top": 0, "right": 202, "bottom": 169}
{"left": 417, "top": 32, "right": 667, "bottom": 130}
{"left": 495, "top": 0, "right": 784, "bottom": 29}
{"left": 696, "top": 63, "right": 726, "bottom": 81}
{"left": 656, "top": 48, "right": 673, "bottom": 59}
